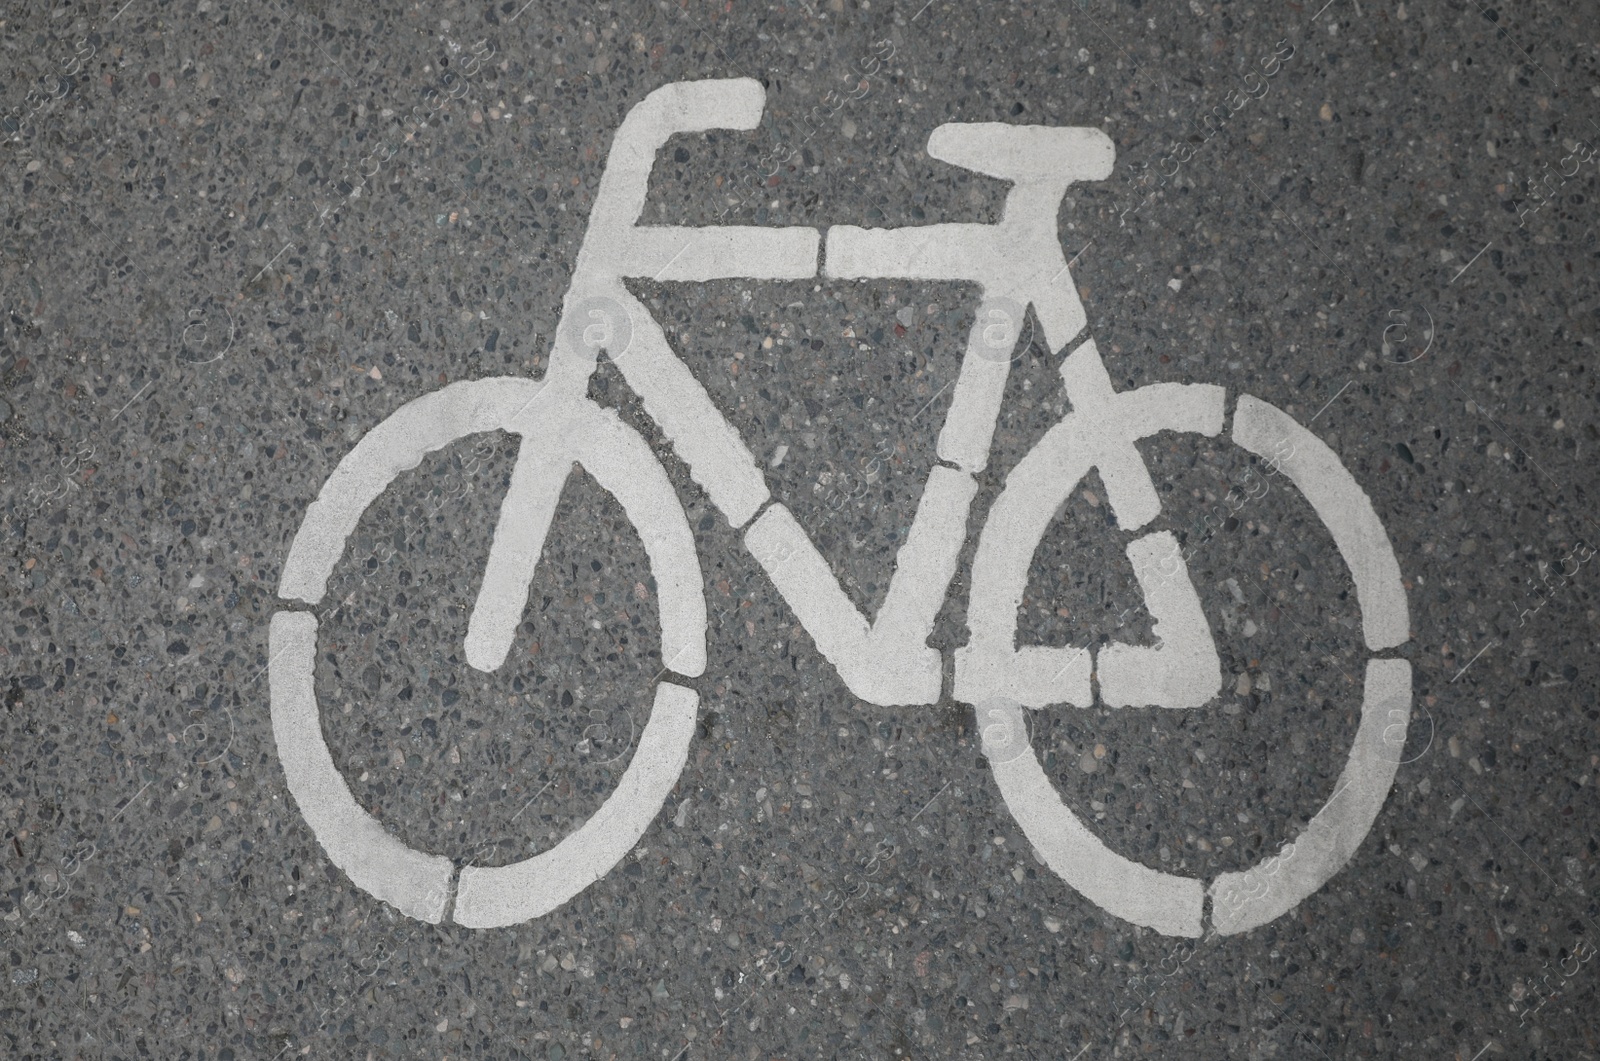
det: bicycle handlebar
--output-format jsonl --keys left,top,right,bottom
{"left": 575, "top": 79, "right": 1118, "bottom": 355}
{"left": 581, "top": 79, "right": 773, "bottom": 253}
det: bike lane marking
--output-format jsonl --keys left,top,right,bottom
{"left": 1096, "top": 530, "right": 1222, "bottom": 709}
{"left": 569, "top": 79, "right": 819, "bottom": 530}
{"left": 1206, "top": 395, "right": 1413, "bottom": 933}
{"left": 824, "top": 123, "right": 1112, "bottom": 474}
{"left": 452, "top": 682, "right": 698, "bottom": 928}
{"left": 279, "top": 376, "right": 552, "bottom": 605}
{"left": 743, "top": 471, "right": 970, "bottom": 707}
{"left": 1210, "top": 659, "right": 1411, "bottom": 934}
{"left": 981, "top": 697, "right": 1208, "bottom": 938}
{"left": 265, "top": 78, "right": 1411, "bottom": 937}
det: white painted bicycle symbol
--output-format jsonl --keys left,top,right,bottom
{"left": 268, "top": 79, "right": 1410, "bottom": 937}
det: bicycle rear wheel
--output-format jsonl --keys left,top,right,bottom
{"left": 270, "top": 378, "right": 706, "bottom": 927}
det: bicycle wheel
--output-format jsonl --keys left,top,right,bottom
{"left": 961, "top": 386, "right": 1410, "bottom": 938}
{"left": 269, "top": 377, "right": 706, "bottom": 927}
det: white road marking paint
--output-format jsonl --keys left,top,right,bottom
{"left": 1096, "top": 531, "right": 1222, "bottom": 709}
{"left": 460, "top": 438, "right": 571, "bottom": 673}
{"left": 826, "top": 124, "right": 1112, "bottom": 474}
{"left": 1233, "top": 395, "right": 1410, "bottom": 650}
{"left": 269, "top": 611, "right": 455, "bottom": 924}
{"left": 983, "top": 695, "right": 1206, "bottom": 938}
{"left": 1054, "top": 239, "right": 1094, "bottom": 282}
{"left": 565, "top": 79, "right": 819, "bottom": 530}
{"left": 1210, "top": 660, "right": 1412, "bottom": 934}
{"left": 719, "top": 116, "right": 1120, "bottom": 701}
{"left": 467, "top": 399, "right": 707, "bottom": 680}
{"left": 745, "top": 466, "right": 975, "bottom": 705}
{"left": 272, "top": 380, "right": 708, "bottom": 924}
{"left": 971, "top": 380, "right": 1409, "bottom": 935}
{"left": 453, "top": 683, "right": 698, "bottom": 928}
{"left": 271, "top": 77, "right": 1411, "bottom": 938}
{"left": 935, "top": 297, "right": 1022, "bottom": 471}
{"left": 955, "top": 339, "right": 1225, "bottom": 710}
{"left": 976, "top": 697, "right": 1035, "bottom": 765}
{"left": 743, "top": 504, "right": 917, "bottom": 705}
{"left": 280, "top": 376, "right": 551, "bottom": 605}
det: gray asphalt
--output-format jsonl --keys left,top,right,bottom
{"left": 3, "top": 0, "right": 1599, "bottom": 1058}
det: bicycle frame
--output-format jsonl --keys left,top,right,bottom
{"left": 270, "top": 78, "right": 1412, "bottom": 936}
{"left": 469, "top": 78, "right": 1116, "bottom": 707}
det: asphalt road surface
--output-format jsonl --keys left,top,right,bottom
{"left": 3, "top": 0, "right": 1599, "bottom": 1059}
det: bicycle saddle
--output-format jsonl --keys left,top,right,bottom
{"left": 927, "top": 123, "right": 1114, "bottom": 185}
